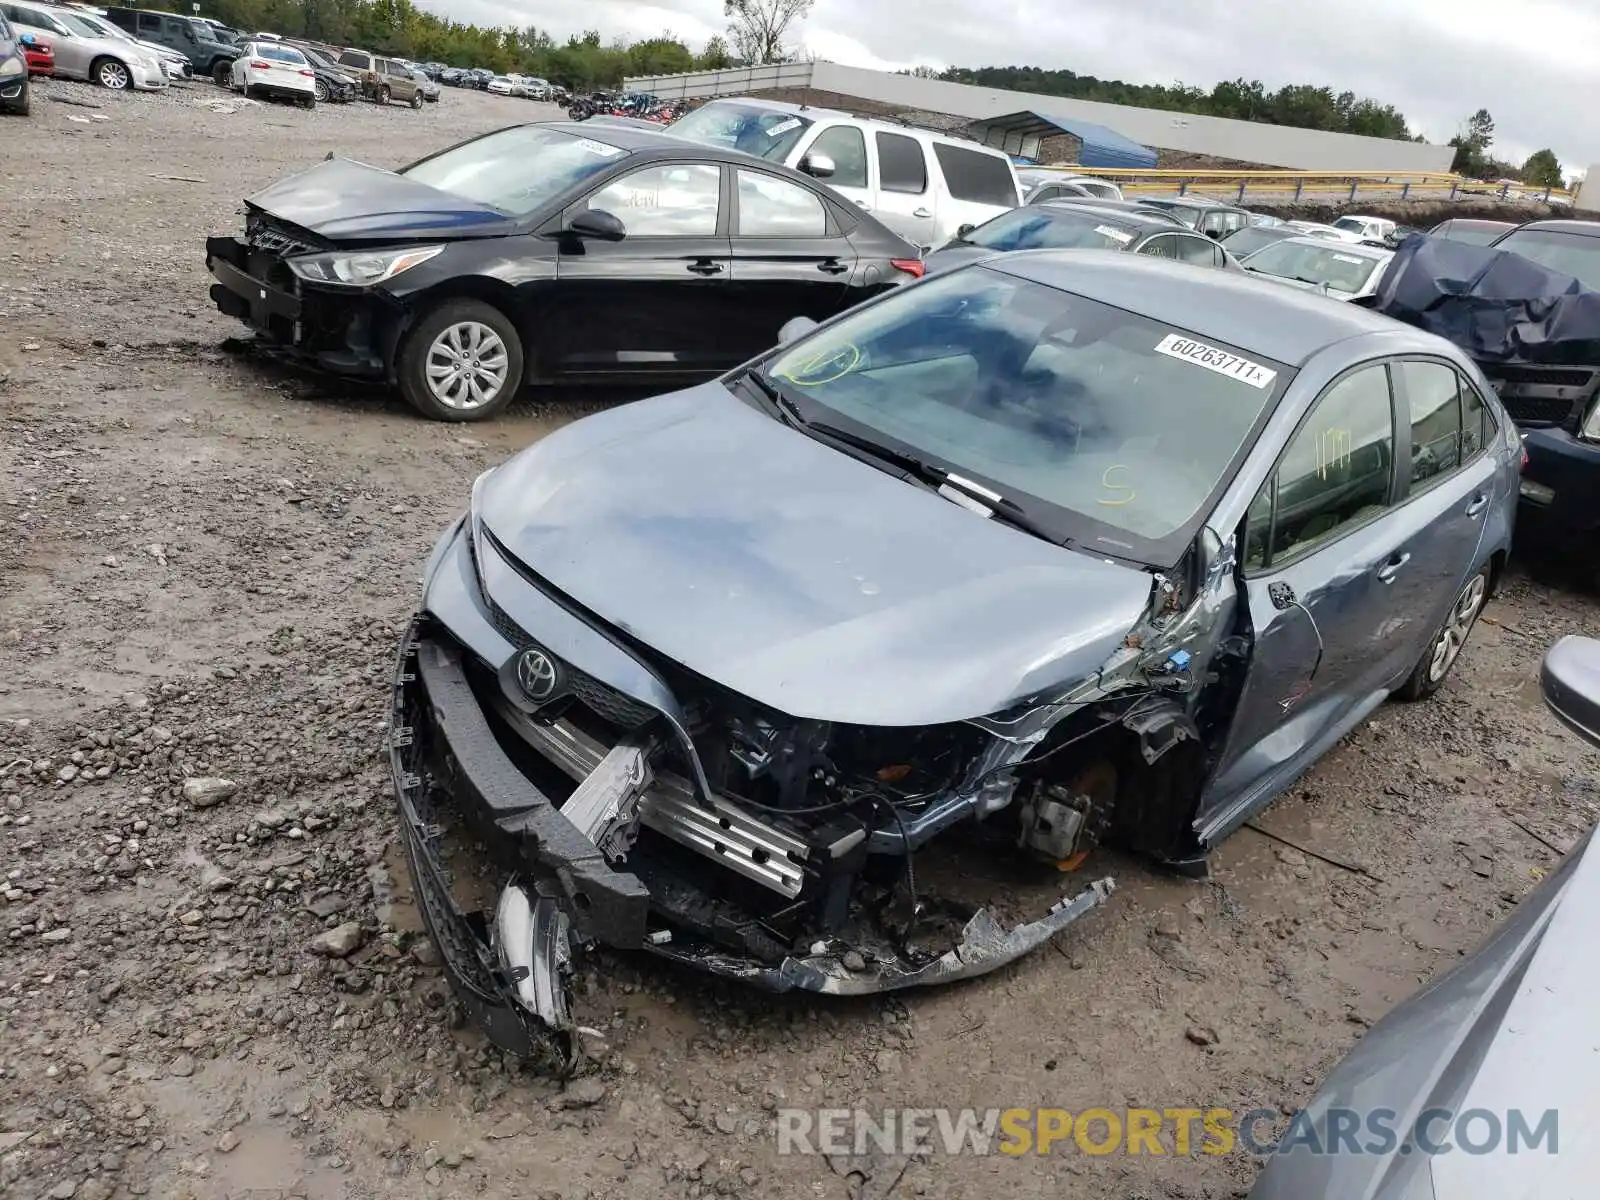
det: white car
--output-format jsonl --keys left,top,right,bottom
{"left": 2, "top": 0, "right": 166, "bottom": 89}
{"left": 1018, "top": 169, "right": 1124, "bottom": 204}
{"left": 486, "top": 74, "right": 514, "bottom": 95}
{"left": 1239, "top": 235, "right": 1394, "bottom": 301}
{"left": 1330, "top": 214, "right": 1398, "bottom": 244}
{"left": 230, "top": 40, "right": 315, "bottom": 106}
{"left": 61, "top": 9, "right": 188, "bottom": 79}
{"left": 1285, "top": 219, "right": 1359, "bottom": 242}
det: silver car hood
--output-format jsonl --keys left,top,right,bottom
{"left": 477, "top": 382, "right": 1154, "bottom": 726}
{"left": 1249, "top": 827, "right": 1599, "bottom": 1199}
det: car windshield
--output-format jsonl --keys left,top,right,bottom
{"left": 1221, "top": 227, "right": 1289, "bottom": 258}
{"left": 302, "top": 47, "right": 335, "bottom": 68}
{"left": 1436, "top": 223, "right": 1505, "bottom": 246}
{"left": 1244, "top": 240, "right": 1381, "bottom": 293}
{"left": 961, "top": 208, "right": 1136, "bottom": 252}
{"left": 760, "top": 265, "right": 1287, "bottom": 560}
{"left": 1333, "top": 217, "right": 1368, "bottom": 232}
{"left": 54, "top": 12, "right": 108, "bottom": 37}
{"left": 402, "top": 126, "right": 629, "bottom": 217}
{"left": 669, "top": 101, "right": 813, "bottom": 161}
{"left": 254, "top": 44, "right": 305, "bottom": 63}
{"left": 1492, "top": 229, "right": 1600, "bottom": 291}
{"left": 1152, "top": 204, "right": 1201, "bottom": 229}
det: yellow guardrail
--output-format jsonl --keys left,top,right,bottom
{"left": 1025, "top": 166, "right": 1574, "bottom": 205}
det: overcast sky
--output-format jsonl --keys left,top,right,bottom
{"left": 419, "top": 0, "right": 1600, "bottom": 170}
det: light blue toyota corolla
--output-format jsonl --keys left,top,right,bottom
{"left": 392, "top": 250, "right": 1522, "bottom": 1060}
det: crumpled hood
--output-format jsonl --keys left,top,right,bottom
{"left": 477, "top": 382, "right": 1155, "bottom": 725}
{"left": 247, "top": 157, "right": 517, "bottom": 242}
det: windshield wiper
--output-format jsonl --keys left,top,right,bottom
{"left": 741, "top": 371, "right": 1066, "bottom": 545}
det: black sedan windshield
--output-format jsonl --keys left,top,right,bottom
{"left": 402, "top": 127, "right": 629, "bottom": 217}
{"left": 1492, "top": 229, "right": 1600, "bottom": 290}
{"left": 961, "top": 208, "right": 1137, "bottom": 252}
{"left": 669, "top": 101, "right": 812, "bottom": 161}
{"left": 763, "top": 265, "right": 1287, "bottom": 559}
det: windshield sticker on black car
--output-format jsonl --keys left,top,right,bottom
{"left": 1153, "top": 334, "right": 1277, "bottom": 389}
{"left": 765, "top": 117, "right": 802, "bottom": 136}
{"left": 1095, "top": 225, "right": 1134, "bottom": 245}
{"left": 576, "top": 138, "right": 624, "bottom": 157}
{"left": 1331, "top": 253, "right": 1365, "bottom": 265}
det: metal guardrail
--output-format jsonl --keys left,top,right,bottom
{"left": 1028, "top": 166, "right": 1574, "bottom": 205}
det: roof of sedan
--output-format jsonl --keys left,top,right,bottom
{"left": 538, "top": 120, "right": 720, "bottom": 154}
{"left": 1034, "top": 203, "right": 1180, "bottom": 232}
{"left": 990, "top": 251, "right": 1407, "bottom": 365}
{"left": 1506, "top": 219, "right": 1600, "bottom": 238}
{"left": 1273, "top": 235, "right": 1394, "bottom": 258}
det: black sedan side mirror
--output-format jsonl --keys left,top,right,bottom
{"left": 1541, "top": 635, "right": 1600, "bottom": 748}
{"left": 566, "top": 210, "right": 626, "bottom": 241}
{"left": 798, "top": 153, "right": 836, "bottom": 180}
{"left": 777, "top": 316, "right": 818, "bottom": 345}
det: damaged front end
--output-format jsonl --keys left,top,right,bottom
{"left": 389, "top": 502, "right": 1230, "bottom": 1063}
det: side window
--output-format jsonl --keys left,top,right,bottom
{"left": 585, "top": 164, "right": 721, "bottom": 238}
{"left": 932, "top": 144, "right": 1020, "bottom": 205}
{"left": 1171, "top": 234, "right": 1220, "bottom": 266}
{"left": 1029, "top": 185, "right": 1060, "bottom": 204}
{"left": 1245, "top": 365, "right": 1396, "bottom": 569}
{"left": 807, "top": 126, "right": 867, "bottom": 190}
{"left": 736, "top": 170, "right": 827, "bottom": 238}
{"left": 337, "top": 51, "right": 364, "bottom": 68}
{"left": 1137, "top": 234, "right": 1180, "bottom": 260}
{"left": 1461, "top": 380, "right": 1491, "bottom": 458}
{"left": 1400, "top": 361, "right": 1464, "bottom": 487}
{"left": 876, "top": 132, "right": 927, "bottom": 195}
{"left": 137, "top": 11, "right": 161, "bottom": 33}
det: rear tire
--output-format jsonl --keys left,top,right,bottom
{"left": 1395, "top": 564, "right": 1491, "bottom": 701}
{"left": 397, "top": 299, "right": 524, "bottom": 423}
{"left": 212, "top": 59, "right": 230, "bottom": 87}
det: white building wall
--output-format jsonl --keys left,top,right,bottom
{"left": 625, "top": 61, "right": 1454, "bottom": 174}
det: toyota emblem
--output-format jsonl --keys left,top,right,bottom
{"left": 515, "top": 648, "right": 560, "bottom": 702}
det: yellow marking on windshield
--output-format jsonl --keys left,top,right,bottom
{"left": 1097, "top": 464, "right": 1137, "bottom": 506}
{"left": 778, "top": 342, "right": 861, "bottom": 387}
{"left": 1316, "top": 428, "right": 1353, "bottom": 479}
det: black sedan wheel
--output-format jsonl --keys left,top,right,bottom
{"left": 1396, "top": 564, "right": 1490, "bottom": 701}
{"left": 314, "top": 78, "right": 328, "bottom": 102}
{"left": 398, "top": 300, "right": 524, "bottom": 422}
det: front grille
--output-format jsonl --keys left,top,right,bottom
{"left": 1498, "top": 395, "right": 1582, "bottom": 427}
{"left": 1486, "top": 364, "right": 1597, "bottom": 430}
{"left": 482, "top": 591, "right": 656, "bottom": 731}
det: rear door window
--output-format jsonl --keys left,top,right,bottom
{"left": 932, "top": 144, "right": 1019, "bottom": 206}
{"left": 736, "top": 170, "right": 828, "bottom": 238}
{"left": 876, "top": 132, "right": 927, "bottom": 195}
{"left": 1171, "top": 234, "right": 1223, "bottom": 266}
{"left": 1399, "top": 361, "right": 1464, "bottom": 489}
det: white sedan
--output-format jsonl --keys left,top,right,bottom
{"left": 230, "top": 41, "right": 316, "bottom": 107}
{"left": 1238, "top": 235, "right": 1394, "bottom": 301}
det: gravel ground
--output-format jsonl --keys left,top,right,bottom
{"left": 4, "top": 77, "right": 1600, "bottom": 1200}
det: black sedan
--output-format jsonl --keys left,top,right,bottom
{"left": 296, "top": 45, "right": 358, "bottom": 103}
{"left": 926, "top": 202, "right": 1240, "bottom": 274}
{"left": 204, "top": 123, "right": 924, "bottom": 421}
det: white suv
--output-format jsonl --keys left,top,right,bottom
{"left": 669, "top": 97, "right": 1023, "bottom": 251}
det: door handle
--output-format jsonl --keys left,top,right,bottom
{"left": 817, "top": 259, "right": 849, "bottom": 275}
{"left": 912, "top": 208, "right": 933, "bottom": 218}
{"left": 1375, "top": 552, "right": 1411, "bottom": 583}
{"left": 685, "top": 259, "right": 723, "bottom": 276}
{"left": 1464, "top": 492, "right": 1490, "bottom": 518}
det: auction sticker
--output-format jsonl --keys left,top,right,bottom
{"left": 1095, "top": 225, "right": 1135, "bottom": 245}
{"left": 1154, "top": 333, "right": 1277, "bottom": 389}
{"left": 1332, "top": 253, "right": 1364, "bottom": 264}
{"left": 576, "top": 138, "right": 625, "bottom": 157}
{"left": 765, "top": 117, "right": 802, "bottom": 136}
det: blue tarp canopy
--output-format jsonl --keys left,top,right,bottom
{"left": 967, "top": 111, "right": 1157, "bottom": 169}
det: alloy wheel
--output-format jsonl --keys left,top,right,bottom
{"left": 1427, "top": 572, "right": 1487, "bottom": 683}
{"left": 98, "top": 60, "right": 131, "bottom": 89}
{"left": 314, "top": 78, "right": 328, "bottom": 102}
{"left": 424, "top": 322, "right": 510, "bottom": 411}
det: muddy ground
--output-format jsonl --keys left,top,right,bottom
{"left": 3, "top": 77, "right": 1600, "bottom": 1200}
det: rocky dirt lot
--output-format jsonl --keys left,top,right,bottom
{"left": 3, "top": 76, "right": 1600, "bottom": 1200}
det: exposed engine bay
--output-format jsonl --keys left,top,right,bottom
{"left": 390, "top": 518, "right": 1226, "bottom": 1069}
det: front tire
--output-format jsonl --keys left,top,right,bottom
{"left": 313, "top": 78, "right": 328, "bottom": 102}
{"left": 93, "top": 57, "right": 131, "bottom": 90}
{"left": 409, "top": 89, "right": 423, "bottom": 109}
{"left": 397, "top": 300, "right": 524, "bottom": 422}
{"left": 1395, "top": 564, "right": 1490, "bottom": 701}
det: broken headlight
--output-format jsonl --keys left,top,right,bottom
{"left": 1581, "top": 397, "right": 1600, "bottom": 442}
{"left": 287, "top": 245, "right": 443, "bottom": 287}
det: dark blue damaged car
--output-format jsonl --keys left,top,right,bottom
{"left": 389, "top": 251, "right": 1521, "bottom": 1062}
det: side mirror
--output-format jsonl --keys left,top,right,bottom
{"left": 1541, "top": 635, "right": 1600, "bottom": 748}
{"left": 957, "top": 223, "right": 976, "bottom": 238}
{"left": 798, "top": 153, "right": 836, "bottom": 180}
{"left": 566, "top": 210, "right": 626, "bottom": 241}
{"left": 777, "top": 316, "right": 818, "bottom": 345}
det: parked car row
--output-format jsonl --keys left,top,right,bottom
{"left": 437, "top": 64, "right": 566, "bottom": 101}
{"left": 196, "top": 104, "right": 1600, "bottom": 1198}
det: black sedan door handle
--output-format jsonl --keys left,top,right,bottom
{"left": 686, "top": 259, "right": 724, "bottom": 276}
{"left": 1375, "top": 551, "right": 1411, "bottom": 583}
{"left": 817, "top": 259, "right": 849, "bottom": 275}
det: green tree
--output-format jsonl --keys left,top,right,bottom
{"left": 697, "top": 35, "right": 734, "bottom": 69}
{"left": 723, "top": 0, "right": 813, "bottom": 64}
{"left": 1522, "top": 149, "right": 1563, "bottom": 189}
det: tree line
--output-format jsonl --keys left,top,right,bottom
{"left": 179, "top": 0, "right": 1568, "bottom": 186}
